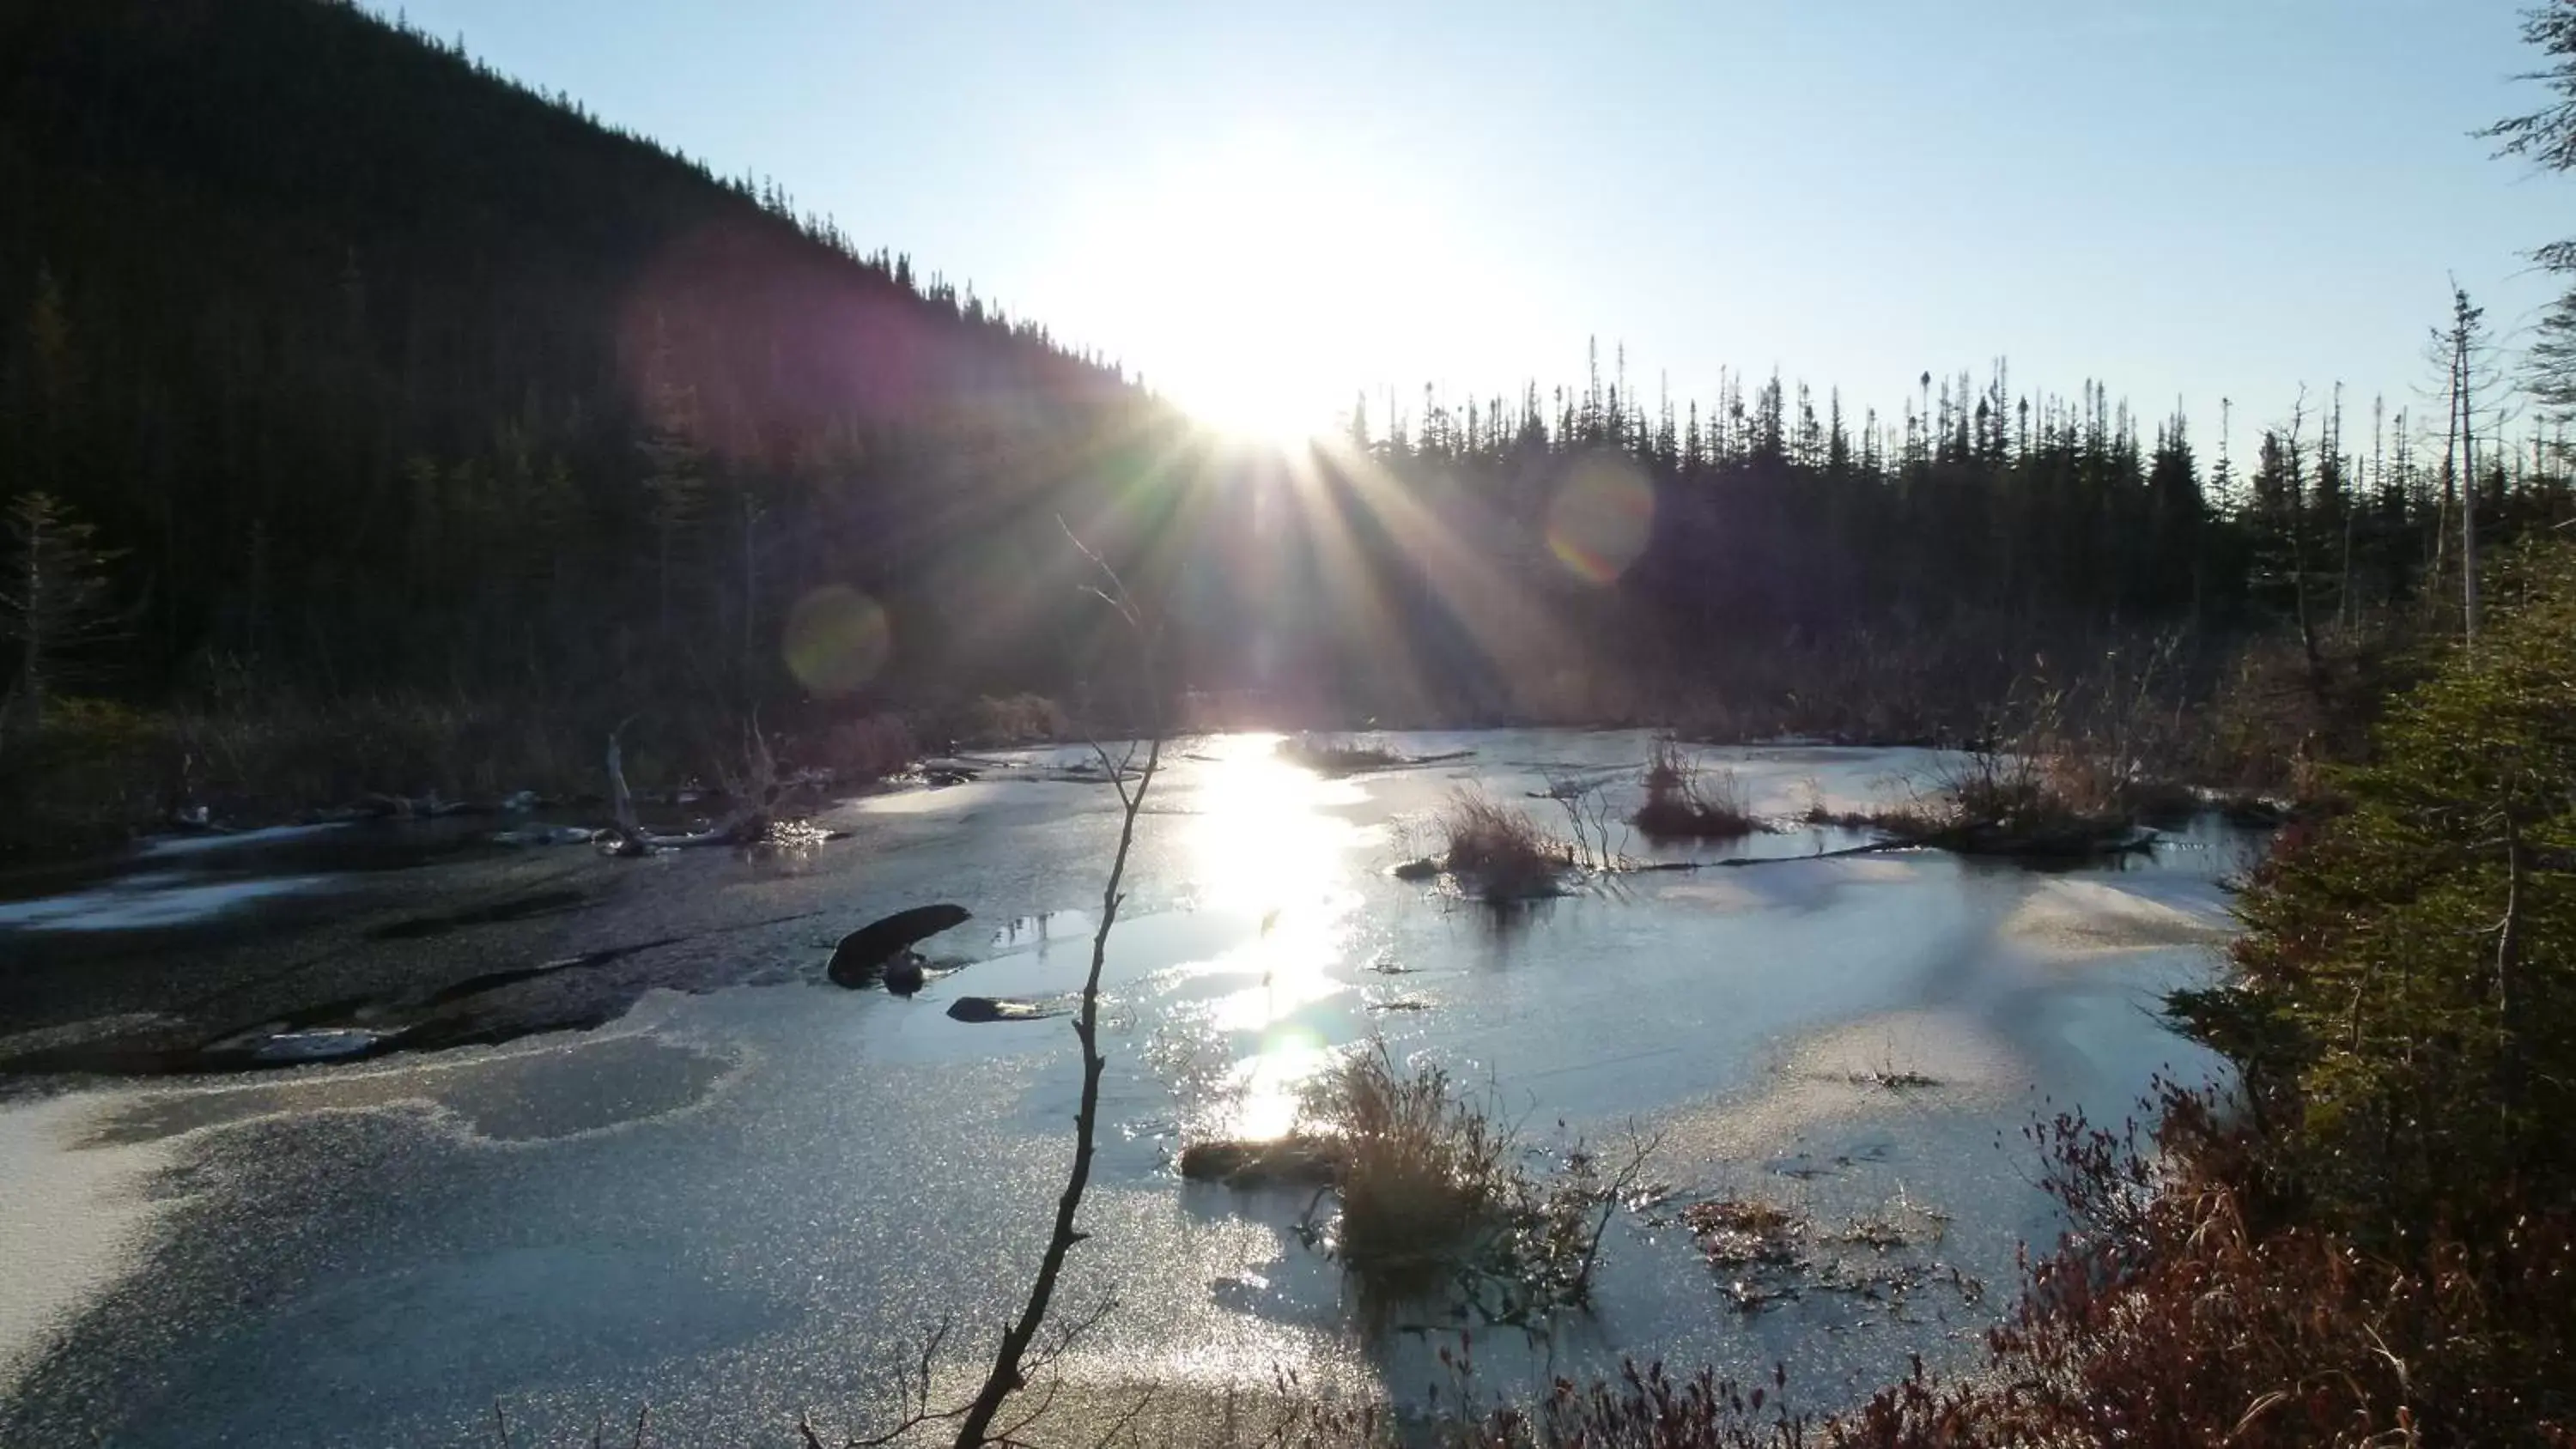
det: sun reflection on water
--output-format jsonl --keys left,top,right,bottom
{"left": 1224, "top": 1029, "right": 1332, "bottom": 1142}
{"left": 1182, "top": 734, "right": 1363, "bottom": 1140}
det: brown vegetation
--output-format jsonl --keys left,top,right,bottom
{"left": 1294, "top": 1044, "right": 1650, "bottom": 1329}
{"left": 0, "top": 691, "right": 949, "bottom": 863}
{"left": 1632, "top": 739, "right": 1764, "bottom": 840}
{"left": 1436, "top": 787, "right": 1571, "bottom": 901}
{"left": 1277, "top": 732, "right": 1408, "bottom": 776}
{"left": 1304, "top": 1043, "right": 1517, "bottom": 1286}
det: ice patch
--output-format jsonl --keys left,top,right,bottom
{"left": 136, "top": 822, "right": 354, "bottom": 857}
{"left": 2002, "top": 878, "right": 2231, "bottom": 958}
{"left": 0, "top": 1094, "right": 179, "bottom": 1393}
{"left": 0, "top": 873, "right": 336, "bottom": 932}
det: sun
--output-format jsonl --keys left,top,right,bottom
{"left": 1049, "top": 136, "right": 1431, "bottom": 448}
{"left": 1170, "top": 346, "right": 1333, "bottom": 448}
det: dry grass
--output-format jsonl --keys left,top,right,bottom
{"left": 1632, "top": 739, "right": 1764, "bottom": 840}
{"left": 1304, "top": 1043, "right": 1516, "bottom": 1285}
{"left": 1296, "top": 1044, "right": 1651, "bottom": 1327}
{"left": 1277, "top": 732, "right": 1407, "bottom": 776}
{"left": 1437, "top": 787, "right": 1570, "bottom": 901}
{"left": 1867, "top": 746, "right": 2147, "bottom": 858}
{"left": 815, "top": 712, "right": 916, "bottom": 780}
{"left": 938, "top": 692, "right": 1066, "bottom": 749}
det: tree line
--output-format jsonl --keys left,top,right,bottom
{"left": 4, "top": 0, "right": 2573, "bottom": 767}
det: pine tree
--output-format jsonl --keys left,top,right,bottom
{"left": 2, "top": 492, "right": 124, "bottom": 732}
{"left": 2486, "top": 0, "right": 2576, "bottom": 414}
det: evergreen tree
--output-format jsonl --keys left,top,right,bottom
{"left": 1, "top": 491, "right": 123, "bottom": 731}
{"left": 2486, "top": 0, "right": 2576, "bottom": 414}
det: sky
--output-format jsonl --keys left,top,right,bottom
{"left": 375, "top": 0, "right": 2567, "bottom": 459}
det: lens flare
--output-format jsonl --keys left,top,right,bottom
{"left": 1545, "top": 459, "right": 1656, "bottom": 585}
{"left": 782, "top": 585, "right": 890, "bottom": 697}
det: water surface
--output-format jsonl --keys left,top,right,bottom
{"left": 0, "top": 731, "right": 2247, "bottom": 1445}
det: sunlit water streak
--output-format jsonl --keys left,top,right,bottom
{"left": 1178, "top": 734, "right": 1369, "bottom": 1139}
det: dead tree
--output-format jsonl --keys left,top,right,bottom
{"left": 946, "top": 525, "right": 1163, "bottom": 1446}
{"left": 2453, "top": 288, "right": 2485, "bottom": 651}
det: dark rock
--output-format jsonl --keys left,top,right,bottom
{"left": 1177, "top": 1136, "right": 1346, "bottom": 1188}
{"left": 882, "top": 953, "right": 926, "bottom": 997}
{"left": 828, "top": 904, "right": 972, "bottom": 988}
{"left": 945, "top": 996, "right": 1064, "bottom": 1023}
{"left": 249, "top": 1027, "right": 394, "bottom": 1064}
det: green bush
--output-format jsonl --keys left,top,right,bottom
{"left": 0, "top": 696, "right": 179, "bottom": 858}
{"left": 2184, "top": 541, "right": 2576, "bottom": 1234}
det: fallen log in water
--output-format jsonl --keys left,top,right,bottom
{"left": 827, "top": 903, "right": 973, "bottom": 988}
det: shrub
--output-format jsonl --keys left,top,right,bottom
{"left": 1632, "top": 739, "right": 1762, "bottom": 839}
{"left": 1306, "top": 1043, "right": 1515, "bottom": 1284}
{"left": 0, "top": 695, "right": 177, "bottom": 858}
{"left": 2181, "top": 539, "right": 2576, "bottom": 1236}
{"left": 952, "top": 693, "right": 1066, "bottom": 748}
{"left": 817, "top": 712, "right": 916, "bottom": 780}
{"left": 1437, "top": 787, "right": 1568, "bottom": 901}
{"left": 1872, "top": 743, "right": 2143, "bottom": 858}
{"left": 1279, "top": 732, "right": 1405, "bottom": 776}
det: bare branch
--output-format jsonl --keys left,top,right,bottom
{"left": 951, "top": 526, "right": 1164, "bottom": 1447}
{"left": 1084, "top": 1385, "right": 1160, "bottom": 1449}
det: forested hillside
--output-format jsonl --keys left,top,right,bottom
{"left": 0, "top": 0, "right": 1167, "bottom": 721}
{"left": 5, "top": 0, "right": 2574, "bottom": 842}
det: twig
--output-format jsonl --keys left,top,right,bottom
{"left": 1084, "top": 1385, "right": 1160, "bottom": 1449}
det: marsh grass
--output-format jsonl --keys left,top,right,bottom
{"left": 1292, "top": 1044, "right": 1654, "bottom": 1331}
{"left": 1632, "top": 739, "right": 1764, "bottom": 840}
{"left": 1305, "top": 1043, "right": 1516, "bottom": 1288}
{"left": 1278, "top": 732, "right": 1407, "bottom": 777}
{"left": 1869, "top": 744, "right": 2147, "bottom": 858}
{"left": 1436, "top": 787, "right": 1571, "bottom": 901}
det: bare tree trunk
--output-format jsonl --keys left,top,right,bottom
{"left": 951, "top": 535, "right": 1161, "bottom": 1449}
{"left": 2437, "top": 349, "right": 2460, "bottom": 600}
{"left": 2448, "top": 287, "right": 2486, "bottom": 652}
{"left": 606, "top": 721, "right": 640, "bottom": 839}
{"left": 2462, "top": 337, "right": 2482, "bottom": 652}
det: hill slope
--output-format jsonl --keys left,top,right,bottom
{"left": 0, "top": 0, "right": 1172, "bottom": 722}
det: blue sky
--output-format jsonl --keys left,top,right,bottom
{"left": 378, "top": 0, "right": 2566, "bottom": 458}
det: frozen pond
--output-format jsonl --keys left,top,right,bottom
{"left": 0, "top": 731, "right": 2251, "bottom": 1445}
